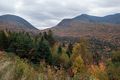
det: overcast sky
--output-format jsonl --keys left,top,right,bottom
{"left": 0, "top": 0, "right": 120, "bottom": 29}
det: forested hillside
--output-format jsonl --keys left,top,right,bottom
{"left": 49, "top": 13, "right": 120, "bottom": 41}
{"left": 0, "top": 30, "right": 120, "bottom": 80}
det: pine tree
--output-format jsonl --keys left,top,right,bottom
{"left": 34, "top": 36, "right": 52, "bottom": 64}
{"left": 47, "top": 30, "right": 55, "bottom": 46}
{"left": 107, "top": 51, "right": 120, "bottom": 80}
{"left": 0, "top": 30, "right": 10, "bottom": 50}
{"left": 57, "top": 44, "right": 62, "bottom": 55}
{"left": 8, "top": 32, "right": 33, "bottom": 58}
{"left": 66, "top": 43, "right": 73, "bottom": 57}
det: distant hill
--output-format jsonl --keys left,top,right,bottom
{"left": 73, "top": 13, "right": 120, "bottom": 24}
{"left": 49, "top": 13, "right": 120, "bottom": 40}
{"left": 57, "top": 13, "right": 120, "bottom": 27}
{"left": 0, "top": 14, "right": 39, "bottom": 32}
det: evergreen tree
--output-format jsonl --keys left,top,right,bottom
{"left": 43, "top": 32, "right": 48, "bottom": 40}
{"left": 47, "top": 30, "right": 55, "bottom": 46}
{"left": 0, "top": 30, "right": 10, "bottom": 50}
{"left": 107, "top": 51, "right": 120, "bottom": 80}
{"left": 66, "top": 43, "right": 73, "bottom": 57}
{"left": 8, "top": 32, "right": 33, "bottom": 58}
{"left": 57, "top": 44, "right": 62, "bottom": 55}
{"left": 34, "top": 36, "right": 52, "bottom": 64}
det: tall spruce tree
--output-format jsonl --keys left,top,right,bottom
{"left": 47, "top": 30, "right": 55, "bottom": 46}
{"left": 34, "top": 36, "right": 52, "bottom": 64}
{"left": 0, "top": 30, "right": 10, "bottom": 50}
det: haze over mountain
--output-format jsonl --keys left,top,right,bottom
{"left": 0, "top": 14, "right": 39, "bottom": 32}
{"left": 50, "top": 13, "right": 120, "bottom": 40}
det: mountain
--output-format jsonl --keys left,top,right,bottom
{"left": 0, "top": 14, "right": 39, "bottom": 32}
{"left": 57, "top": 13, "right": 120, "bottom": 27}
{"left": 73, "top": 13, "right": 120, "bottom": 24}
{"left": 49, "top": 13, "right": 120, "bottom": 40}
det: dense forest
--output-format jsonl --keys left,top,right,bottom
{"left": 0, "top": 30, "right": 120, "bottom": 80}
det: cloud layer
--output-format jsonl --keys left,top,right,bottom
{"left": 0, "top": 0, "right": 120, "bottom": 29}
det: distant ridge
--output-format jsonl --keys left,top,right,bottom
{"left": 57, "top": 13, "right": 120, "bottom": 27}
{"left": 48, "top": 13, "right": 120, "bottom": 40}
{"left": 73, "top": 13, "right": 120, "bottom": 24}
{"left": 0, "top": 14, "right": 39, "bottom": 32}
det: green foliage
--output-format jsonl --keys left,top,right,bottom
{"left": 70, "top": 42, "right": 87, "bottom": 75}
{"left": 0, "top": 30, "right": 119, "bottom": 80}
{"left": 34, "top": 36, "right": 52, "bottom": 64}
{"left": 0, "top": 30, "right": 56, "bottom": 64}
{"left": 72, "top": 39, "right": 93, "bottom": 65}
{"left": 50, "top": 43, "right": 60, "bottom": 66}
{"left": 79, "top": 39, "right": 93, "bottom": 64}
{"left": 57, "top": 44, "right": 62, "bottom": 55}
{"left": 8, "top": 32, "right": 34, "bottom": 57}
{"left": 47, "top": 30, "right": 55, "bottom": 46}
{"left": 59, "top": 48, "right": 70, "bottom": 68}
{"left": 71, "top": 55, "right": 85, "bottom": 74}
{"left": 66, "top": 43, "right": 73, "bottom": 57}
{"left": 111, "top": 50, "right": 120, "bottom": 63}
{"left": 50, "top": 43, "right": 70, "bottom": 68}
{"left": 107, "top": 51, "right": 120, "bottom": 80}
{"left": 0, "top": 30, "right": 10, "bottom": 50}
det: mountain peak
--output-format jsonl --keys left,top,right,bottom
{"left": 72, "top": 13, "right": 120, "bottom": 24}
{"left": 80, "top": 14, "right": 89, "bottom": 16}
{"left": 72, "top": 14, "right": 100, "bottom": 22}
{"left": 55, "top": 13, "right": 120, "bottom": 28}
{"left": 1, "top": 14, "right": 18, "bottom": 16}
{"left": 73, "top": 14, "right": 90, "bottom": 19}
{"left": 0, "top": 14, "right": 24, "bottom": 20}
{"left": 0, "top": 14, "right": 38, "bottom": 31}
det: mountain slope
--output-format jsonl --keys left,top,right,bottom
{"left": 73, "top": 13, "right": 120, "bottom": 24}
{"left": 0, "top": 14, "right": 39, "bottom": 32}
{"left": 56, "top": 13, "right": 120, "bottom": 27}
{"left": 50, "top": 13, "right": 120, "bottom": 40}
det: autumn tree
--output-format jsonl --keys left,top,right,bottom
{"left": 59, "top": 48, "right": 70, "bottom": 68}
{"left": 71, "top": 39, "right": 93, "bottom": 65}
{"left": 70, "top": 43, "right": 85, "bottom": 74}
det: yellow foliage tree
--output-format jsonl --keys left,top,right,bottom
{"left": 72, "top": 55, "right": 85, "bottom": 74}
{"left": 89, "top": 64, "right": 109, "bottom": 80}
{"left": 59, "top": 48, "right": 70, "bottom": 68}
{"left": 71, "top": 39, "right": 93, "bottom": 65}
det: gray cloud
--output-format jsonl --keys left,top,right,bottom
{"left": 0, "top": 0, "right": 120, "bottom": 29}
